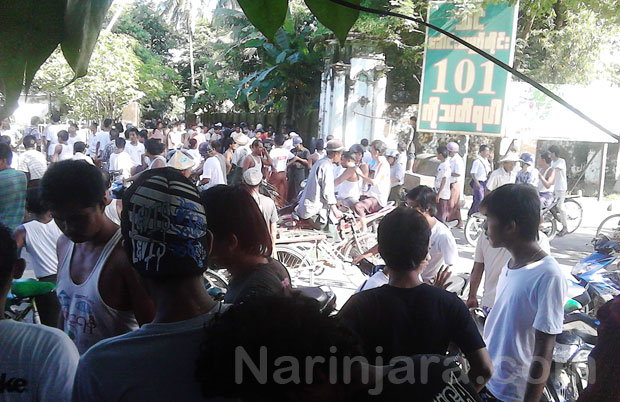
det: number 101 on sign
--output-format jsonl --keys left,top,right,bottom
{"left": 432, "top": 58, "right": 496, "bottom": 95}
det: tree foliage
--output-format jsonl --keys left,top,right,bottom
{"left": 32, "top": 33, "right": 144, "bottom": 120}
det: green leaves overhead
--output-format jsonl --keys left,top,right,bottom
{"left": 61, "top": 0, "right": 112, "bottom": 81}
{"left": 236, "top": 0, "right": 289, "bottom": 42}
{"left": 236, "top": 0, "right": 361, "bottom": 46}
{"left": 303, "top": 0, "right": 361, "bottom": 46}
{"left": 0, "top": 0, "right": 111, "bottom": 118}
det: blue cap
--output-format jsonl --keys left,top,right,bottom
{"left": 520, "top": 153, "right": 534, "bottom": 165}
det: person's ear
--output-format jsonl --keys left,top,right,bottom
{"left": 13, "top": 258, "right": 26, "bottom": 279}
{"left": 204, "top": 230, "right": 214, "bottom": 256}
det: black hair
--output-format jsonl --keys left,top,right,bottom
{"left": 397, "top": 141, "right": 407, "bottom": 152}
{"left": 51, "top": 113, "right": 60, "bottom": 123}
{"left": 479, "top": 145, "right": 490, "bottom": 153}
{"left": 69, "top": 122, "right": 78, "bottom": 129}
{"left": 251, "top": 139, "right": 262, "bottom": 148}
{"left": 57, "top": 130, "right": 69, "bottom": 142}
{"left": 114, "top": 122, "right": 124, "bottom": 133}
{"left": 360, "top": 138, "right": 369, "bottom": 147}
{"left": 0, "top": 143, "right": 13, "bottom": 165}
{"left": 437, "top": 145, "right": 448, "bottom": 159}
{"left": 540, "top": 151, "right": 552, "bottom": 165}
{"left": 371, "top": 139, "right": 386, "bottom": 155}
{"left": 342, "top": 151, "right": 355, "bottom": 161}
{"left": 26, "top": 187, "right": 46, "bottom": 215}
{"left": 196, "top": 295, "right": 363, "bottom": 401}
{"left": 274, "top": 134, "right": 285, "bottom": 146}
{"left": 126, "top": 127, "right": 138, "bottom": 136}
{"left": 201, "top": 185, "right": 272, "bottom": 257}
{"left": 548, "top": 145, "right": 561, "bottom": 157}
{"left": 481, "top": 183, "right": 540, "bottom": 242}
{"left": 0, "top": 223, "right": 17, "bottom": 288}
{"left": 115, "top": 137, "right": 126, "bottom": 149}
{"left": 23, "top": 135, "right": 36, "bottom": 149}
{"left": 30, "top": 116, "right": 40, "bottom": 125}
{"left": 406, "top": 186, "right": 438, "bottom": 217}
{"left": 223, "top": 137, "right": 234, "bottom": 150}
{"left": 40, "top": 160, "right": 106, "bottom": 210}
{"left": 377, "top": 207, "right": 431, "bottom": 272}
{"left": 188, "top": 138, "right": 198, "bottom": 149}
{"left": 138, "top": 130, "right": 148, "bottom": 140}
{"left": 410, "top": 115, "right": 417, "bottom": 121}
{"left": 145, "top": 138, "right": 165, "bottom": 155}
{"left": 103, "top": 119, "right": 112, "bottom": 129}
{"left": 109, "top": 129, "right": 119, "bottom": 139}
{"left": 315, "top": 138, "right": 324, "bottom": 151}
{"left": 90, "top": 122, "right": 98, "bottom": 128}
{"left": 210, "top": 140, "right": 221, "bottom": 151}
{"left": 73, "top": 141, "right": 86, "bottom": 154}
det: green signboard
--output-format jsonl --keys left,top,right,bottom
{"left": 418, "top": 1, "right": 518, "bottom": 136}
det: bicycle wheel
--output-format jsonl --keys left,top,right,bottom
{"left": 464, "top": 215, "right": 485, "bottom": 247}
{"left": 203, "top": 269, "right": 229, "bottom": 290}
{"left": 596, "top": 214, "right": 620, "bottom": 239}
{"left": 342, "top": 232, "right": 377, "bottom": 260}
{"left": 541, "top": 211, "right": 557, "bottom": 241}
{"left": 276, "top": 244, "right": 325, "bottom": 277}
{"left": 562, "top": 199, "right": 583, "bottom": 234}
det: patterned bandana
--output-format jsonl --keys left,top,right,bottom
{"left": 121, "top": 167, "right": 208, "bottom": 278}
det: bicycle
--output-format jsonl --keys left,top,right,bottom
{"left": 464, "top": 194, "right": 583, "bottom": 247}
{"left": 4, "top": 278, "right": 56, "bottom": 323}
{"left": 595, "top": 213, "right": 620, "bottom": 239}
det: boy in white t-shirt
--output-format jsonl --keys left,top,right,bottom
{"left": 0, "top": 223, "right": 79, "bottom": 401}
{"left": 548, "top": 145, "right": 569, "bottom": 236}
{"left": 480, "top": 184, "right": 566, "bottom": 402}
{"left": 109, "top": 138, "right": 134, "bottom": 180}
{"left": 434, "top": 145, "right": 452, "bottom": 223}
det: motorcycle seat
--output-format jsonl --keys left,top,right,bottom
{"left": 11, "top": 278, "right": 56, "bottom": 299}
{"left": 295, "top": 286, "right": 330, "bottom": 305}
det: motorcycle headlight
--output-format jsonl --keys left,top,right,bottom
{"left": 553, "top": 343, "right": 579, "bottom": 364}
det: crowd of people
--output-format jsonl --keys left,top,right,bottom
{"left": 0, "top": 114, "right": 617, "bottom": 402}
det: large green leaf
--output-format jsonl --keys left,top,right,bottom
{"left": 0, "top": 0, "right": 65, "bottom": 118}
{"left": 236, "top": 0, "right": 288, "bottom": 42}
{"left": 61, "top": 0, "right": 112, "bottom": 81}
{"left": 303, "top": 0, "right": 361, "bottom": 46}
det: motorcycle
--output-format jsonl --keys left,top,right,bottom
{"left": 570, "top": 235, "right": 620, "bottom": 313}
{"left": 203, "top": 267, "right": 337, "bottom": 315}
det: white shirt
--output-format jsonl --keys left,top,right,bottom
{"left": 421, "top": 220, "right": 458, "bottom": 281}
{"left": 366, "top": 156, "right": 391, "bottom": 207}
{"left": 485, "top": 167, "right": 515, "bottom": 192}
{"left": 231, "top": 145, "right": 250, "bottom": 167}
{"left": 470, "top": 155, "right": 491, "bottom": 182}
{"left": 484, "top": 256, "right": 567, "bottom": 402}
{"left": 124, "top": 142, "right": 145, "bottom": 166}
{"left": 390, "top": 162, "right": 404, "bottom": 187}
{"left": 434, "top": 159, "right": 452, "bottom": 200}
{"left": 17, "top": 150, "right": 47, "bottom": 180}
{"left": 474, "top": 232, "right": 551, "bottom": 309}
{"left": 0, "top": 320, "right": 79, "bottom": 402}
{"left": 55, "top": 143, "right": 73, "bottom": 161}
{"left": 94, "top": 131, "right": 110, "bottom": 157}
{"left": 269, "top": 147, "right": 292, "bottom": 172}
{"left": 357, "top": 270, "right": 389, "bottom": 292}
{"left": 110, "top": 151, "right": 134, "bottom": 179}
{"left": 73, "top": 152, "right": 95, "bottom": 165}
{"left": 362, "top": 150, "right": 373, "bottom": 167}
{"left": 551, "top": 158, "right": 567, "bottom": 192}
{"left": 449, "top": 153, "right": 465, "bottom": 184}
{"left": 45, "top": 124, "right": 67, "bottom": 156}
{"left": 201, "top": 156, "right": 226, "bottom": 190}
{"left": 22, "top": 219, "right": 63, "bottom": 278}
{"left": 67, "top": 133, "right": 85, "bottom": 149}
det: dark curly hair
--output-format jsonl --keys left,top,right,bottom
{"left": 40, "top": 160, "right": 106, "bottom": 210}
{"left": 196, "top": 295, "right": 363, "bottom": 402}
{"left": 377, "top": 207, "right": 431, "bottom": 272}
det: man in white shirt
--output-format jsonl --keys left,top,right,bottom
{"left": 17, "top": 135, "right": 47, "bottom": 187}
{"left": 87, "top": 122, "right": 99, "bottom": 158}
{"left": 72, "top": 142, "right": 95, "bottom": 165}
{"left": 434, "top": 145, "right": 452, "bottom": 223}
{"left": 43, "top": 113, "right": 67, "bottom": 159}
{"left": 268, "top": 134, "right": 292, "bottom": 204}
{"left": 0, "top": 223, "right": 79, "bottom": 401}
{"left": 447, "top": 142, "right": 465, "bottom": 227}
{"left": 95, "top": 119, "right": 113, "bottom": 161}
{"left": 73, "top": 168, "right": 222, "bottom": 402}
{"left": 549, "top": 145, "right": 569, "bottom": 236}
{"left": 199, "top": 143, "right": 226, "bottom": 190}
{"left": 469, "top": 144, "right": 492, "bottom": 216}
{"left": 480, "top": 184, "right": 566, "bottom": 402}
{"left": 353, "top": 185, "right": 459, "bottom": 284}
{"left": 109, "top": 138, "right": 134, "bottom": 180}
{"left": 67, "top": 123, "right": 86, "bottom": 148}
{"left": 354, "top": 140, "right": 392, "bottom": 231}
{"left": 124, "top": 128, "right": 145, "bottom": 168}
{"left": 386, "top": 149, "right": 404, "bottom": 204}
{"left": 485, "top": 152, "right": 518, "bottom": 194}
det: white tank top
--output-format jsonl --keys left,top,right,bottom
{"left": 538, "top": 167, "right": 554, "bottom": 193}
{"left": 23, "top": 220, "right": 63, "bottom": 278}
{"left": 104, "top": 200, "right": 120, "bottom": 225}
{"left": 56, "top": 229, "right": 138, "bottom": 354}
{"left": 338, "top": 177, "right": 360, "bottom": 201}
{"left": 367, "top": 157, "right": 391, "bottom": 207}
{"left": 148, "top": 155, "right": 166, "bottom": 169}
{"left": 58, "top": 144, "right": 73, "bottom": 161}
{"left": 247, "top": 154, "right": 262, "bottom": 173}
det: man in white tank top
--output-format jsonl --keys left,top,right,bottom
{"left": 51, "top": 130, "right": 73, "bottom": 163}
{"left": 73, "top": 167, "right": 222, "bottom": 401}
{"left": 40, "top": 160, "right": 155, "bottom": 354}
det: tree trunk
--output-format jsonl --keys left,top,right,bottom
{"left": 514, "top": 12, "right": 536, "bottom": 70}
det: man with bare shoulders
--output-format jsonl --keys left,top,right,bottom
{"left": 40, "top": 160, "right": 155, "bottom": 354}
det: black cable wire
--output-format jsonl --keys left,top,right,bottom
{"left": 329, "top": 0, "right": 620, "bottom": 142}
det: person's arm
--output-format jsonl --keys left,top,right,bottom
{"left": 352, "top": 244, "right": 379, "bottom": 265}
{"left": 51, "top": 144, "right": 62, "bottom": 163}
{"left": 261, "top": 149, "right": 272, "bottom": 167}
{"left": 13, "top": 226, "right": 26, "bottom": 256}
{"left": 466, "top": 262, "right": 484, "bottom": 308}
{"left": 296, "top": 152, "right": 311, "bottom": 168}
{"left": 270, "top": 221, "right": 277, "bottom": 257}
{"left": 335, "top": 168, "right": 354, "bottom": 186}
{"left": 464, "top": 348, "right": 493, "bottom": 392}
{"left": 538, "top": 168, "right": 556, "bottom": 188}
{"left": 225, "top": 156, "right": 232, "bottom": 174}
{"left": 437, "top": 176, "right": 447, "bottom": 200}
{"left": 286, "top": 155, "right": 299, "bottom": 168}
{"left": 242, "top": 154, "right": 253, "bottom": 172}
{"left": 523, "top": 331, "right": 556, "bottom": 402}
